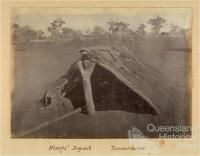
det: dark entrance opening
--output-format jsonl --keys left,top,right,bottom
{"left": 65, "top": 64, "right": 157, "bottom": 115}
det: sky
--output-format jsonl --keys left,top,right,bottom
{"left": 12, "top": 8, "right": 192, "bottom": 35}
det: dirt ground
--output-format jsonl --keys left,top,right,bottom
{"left": 11, "top": 36, "right": 191, "bottom": 138}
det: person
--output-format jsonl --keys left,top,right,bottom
{"left": 77, "top": 56, "right": 96, "bottom": 115}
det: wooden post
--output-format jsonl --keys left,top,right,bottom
{"left": 77, "top": 60, "right": 96, "bottom": 115}
{"left": 129, "top": 39, "right": 133, "bottom": 50}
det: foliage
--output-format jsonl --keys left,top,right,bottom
{"left": 136, "top": 24, "right": 146, "bottom": 37}
{"left": 37, "top": 30, "right": 45, "bottom": 39}
{"left": 107, "top": 18, "right": 130, "bottom": 36}
{"left": 148, "top": 16, "right": 167, "bottom": 35}
{"left": 169, "top": 24, "right": 189, "bottom": 36}
{"left": 48, "top": 18, "right": 66, "bottom": 40}
{"left": 62, "top": 27, "right": 75, "bottom": 38}
{"left": 12, "top": 24, "right": 38, "bottom": 42}
{"left": 12, "top": 16, "right": 190, "bottom": 43}
{"left": 92, "top": 26, "right": 105, "bottom": 37}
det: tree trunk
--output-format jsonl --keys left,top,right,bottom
{"left": 82, "top": 77, "right": 96, "bottom": 115}
{"left": 77, "top": 61, "right": 96, "bottom": 115}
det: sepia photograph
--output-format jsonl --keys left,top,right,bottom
{"left": 10, "top": 7, "right": 192, "bottom": 139}
{"left": 1, "top": 0, "right": 200, "bottom": 155}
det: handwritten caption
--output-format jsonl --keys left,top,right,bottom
{"left": 47, "top": 144, "right": 145, "bottom": 153}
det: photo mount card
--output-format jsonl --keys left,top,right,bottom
{"left": 1, "top": 0, "right": 199, "bottom": 156}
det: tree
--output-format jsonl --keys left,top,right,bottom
{"left": 169, "top": 24, "right": 188, "bottom": 36}
{"left": 107, "top": 18, "right": 116, "bottom": 36}
{"left": 169, "top": 24, "right": 180, "bottom": 33}
{"left": 21, "top": 25, "right": 37, "bottom": 42}
{"left": 12, "top": 24, "right": 38, "bottom": 42}
{"left": 12, "top": 23, "right": 20, "bottom": 41}
{"left": 136, "top": 24, "right": 146, "bottom": 37}
{"left": 37, "top": 30, "right": 45, "bottom": 39}
{"left": 116, "top": 21, "right": 129, "bottom": 35}
{"left": 48, "top": 17, "right": 66, "bottom": 40}
{"left": 73, "top": 30, "right": 83, "bottom": 40}
{"left": 85, "top": 29, "right": 90, "bottom": 35}
{"left": 107, "top": 19, "right": 129, "bottom": 36}
{"left": 107, "top": 18, "right": 130, "bottom": 43}
{"left": 148, "top": 16, "right": 167, "bottom": 35}
{"left": 62, "top": 27, "right": 74, "bottom": 39}
{"left": 12, "top": 24, "right": 47, "bottom": 42}
{"left": 92, "top": 25, "right": 105, "bottom": 38}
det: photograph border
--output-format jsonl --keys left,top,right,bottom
{"left": 1, "top": 1, "right": 199, "bottom": 155}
